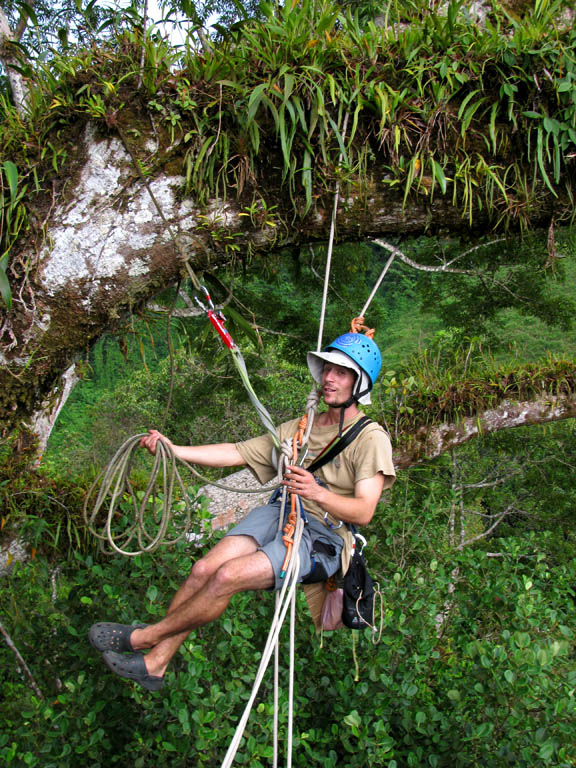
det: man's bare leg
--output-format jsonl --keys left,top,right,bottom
{"left": 129, "top": 536, "right": 274, "bottom": 678}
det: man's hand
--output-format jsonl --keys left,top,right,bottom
{"left": 140, "top": 431, "right": 245, "bottom": 467}
{"left": 282, "top": 465, "right": 321, "bottom": 501}
{"left": 282, "top": 466, "right": 385, "bottom": 527}
{"left": 140, "top": 429, "right": 173, "bottom": 456}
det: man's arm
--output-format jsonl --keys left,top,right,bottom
{"left": 282, "top": 465, "right": 385, "bottom": 527}
{"left": 140, "top": 429, "right": 245, "bottom": 468}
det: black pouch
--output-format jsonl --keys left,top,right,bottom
{"left": 301, "top": 538, "right": 340, "bottom": 584}
{"left": 341, "top": 547, "right": 375, "bottom": 630}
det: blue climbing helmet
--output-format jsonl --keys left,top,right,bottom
{"left": 326, "top": 333, "right": 381, "bottom": 390}
{"left": 307, "top": 332, "right": 382, "bottom": 406}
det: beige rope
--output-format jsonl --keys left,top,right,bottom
{"left": 83, "top": 434, "right": 280, "bottom": 557}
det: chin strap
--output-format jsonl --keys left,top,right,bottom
{"left": 336, "top": 395, "right": 357, "bottom": 436}
{"left": 336, "top": 383, "right": 372, "bottom": 436}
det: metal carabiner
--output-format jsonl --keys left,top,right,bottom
{"left": 296, "top": 444, "right": 309, "bottom": 467}
{"left": 193, "top": 284, "right": 215, "bottom": 313}
{"left": 207, "top": 309, "right": 236, "bottom": 350}
{"left": 354, "top": 532, "right": 367, "bottom": 555}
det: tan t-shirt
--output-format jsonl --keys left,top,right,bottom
{"left": 236, "top": 412, "right": 395, "bottom": 529}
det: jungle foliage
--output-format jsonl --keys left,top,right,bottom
{"left": 1, "top": 2, "right": 576, "bottom": 765}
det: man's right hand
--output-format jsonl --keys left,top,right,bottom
{"left": 140, "top": 429, "right": 173, "bottom": 456}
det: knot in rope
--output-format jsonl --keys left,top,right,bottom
{"left": 305, "top": 387, "right": 321, "bottom": 412}
{"left": 350, "top": 316, "right": 375, "bottom": 339}
{"left": 302, "top": 387, "right": 321, "bottom": 444}
{"left": 279, "top": 437, "right": 294, "bottom": 467}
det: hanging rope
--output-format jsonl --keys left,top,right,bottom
{"left": 221, "top": 423, "right": 305, "bottom": 768}
{"left": 359, "top": 248, "right": 397, "bottom": 319}
{"left": 316, "top": 111, "right": 349, "bottom": 353}
{"left": 194, "top": 284, "right": 281, "bottom": 450}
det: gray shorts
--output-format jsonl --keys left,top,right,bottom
{"left": 226, "top": 502, "right": 344, "bottom": 590}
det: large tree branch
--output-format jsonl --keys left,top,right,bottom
{"left": 394, "top": 393, "right": 576, "bottom": 468}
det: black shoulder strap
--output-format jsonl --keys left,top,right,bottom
{"left": 306, "top": 415, "right": 373, "bottom": 475}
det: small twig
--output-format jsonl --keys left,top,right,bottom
{"left": 373, "top": 238, "right": 475, "bottom": 275}
{"left": 0, "top": 619, "right": 44, "bottom": 700}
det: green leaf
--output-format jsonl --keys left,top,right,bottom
{"left": 543, "top": 116, "right": 560, "bottom": 136}
{"left": 283, "top": 73, "right": 294, "bottom": 102}
{"left": 223, "top": 306, "right": 259, "bottom": 346}
{"left": 3, "top": 161, "right": 18, "bottom": 202}
{"left": 457, "top": 89, "right": 482, "bottom": 121}
{"left": 146, "top": 585, "right": 158, "bottom": 601}
{"left": 489, "top": 101, "right": 498, "bottom": 153}
{"left": 343, "top": 710, "right": 361, "bottom": 728}
{"left": 432, "top": 160, "right": 448, "bottom": 194}
{"left": 536, "top": 126, "right": 557, "bottom": 197}
{"left": 247, "top": 82, "right": 269, "bottom": 126}
{"left": 19, "top": 2, "right": 38, "bottom": 26}
{"left": 538, "top": 741, "right": 555, "bottom": 761}
{"left": 513, "top": 631, "right": 530, "bottom": 649}
{"left": 302, "top": 148, "right": 312, "bottom": 213}
{"left": 447, "top": 689, "right": 461, "bottom": 701}
{"left": 0, "top": 266, "right": 12, "bottom": 309}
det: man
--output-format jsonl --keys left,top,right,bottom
{"left": 89, "top": 332, "right": 395, "bottom": 691}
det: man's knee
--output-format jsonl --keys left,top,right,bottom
{"left": 209, "top": 561, "right": 240, "bottom": 595}
{"left": 211, "top": 552, "right": 275, "bottom": 595}
{"left": 184, "top": 556, "right": 215, "bottom": 589}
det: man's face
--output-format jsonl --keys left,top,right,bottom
{"left": 321, "top": 362, "right": 356, "bottom": 406}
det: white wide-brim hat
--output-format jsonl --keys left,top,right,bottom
{"left": 307, "top": 349, "right": 372, "bottom": 405}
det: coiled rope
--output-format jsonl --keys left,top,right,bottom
{"left": 83, "top": 434, "right": 280, "bottom": 557}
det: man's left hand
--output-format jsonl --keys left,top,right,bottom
{"left": 282, "top": 465, "right": 321, "bottom": 501}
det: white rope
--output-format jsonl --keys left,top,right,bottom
{"left": 84, "top": 434, "right": 282, "bottom": 557}
{"left": 316, "top": 111, "right": 350, "bottom": 353}
{"left": 220, "top": 514, "right": 304, "bottom": 768}
{"left": 359, "top": 248, "right": 397, "bottom": 319}
{"left": 287, "top": 577, "right": 297, "bottom": 768}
